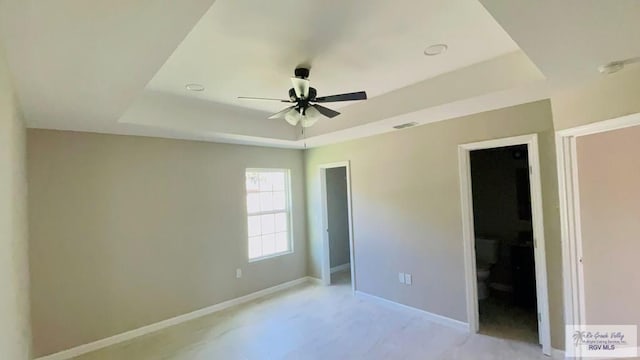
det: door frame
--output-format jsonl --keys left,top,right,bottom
{"left": 319, "top": 161, "right": 356, "bottom": 292}
{"left": 458, "top": 133, "right": 551, "bottom": 355}
{"left": 555, "top": 112, "right": 640, "bottom": 350}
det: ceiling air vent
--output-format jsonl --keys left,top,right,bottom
{"left": 393, "top": 122, "right": 418, "bottom": 130}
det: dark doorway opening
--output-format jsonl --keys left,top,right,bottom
{"left": 470, "top": 144, "right": 538, "bottom": 344}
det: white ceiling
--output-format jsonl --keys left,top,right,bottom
{"left": 1, "top": 0, "right": 638, "bottom": 148}
{"left": 479, "top": 0, "right": 640, "bottom": 87}
{"left": 0, "top": 0, "right": 216, "bottom": 129}
{"left": 146, "top": 0, "right": 518, "bottom": 114}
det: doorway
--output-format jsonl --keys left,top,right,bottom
{"left": 319, "top": 162, "right": 355, "bottom": 291}
{"left": 471, "top": 144, "right": 538, "bottom": 344}
{"left": 458, "top": 134, "right": 551, "bottom": 355}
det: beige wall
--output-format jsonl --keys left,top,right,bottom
{"left": 576, "top": 125, "right": 640, "bottom": 326}
{"left": 0, "top": 41, "right": 31, "bottom": 359}
{"left": 27, "top": 130, "right": 307, "bottom": 357}
{"left": 552, "top": 66, "right": 640, "bottom": 130}
{"left": 305, "top": 100, "right": 565, "bottom": 349}
{"left": 326, "top": 167, "right": 350, "bottom": 268}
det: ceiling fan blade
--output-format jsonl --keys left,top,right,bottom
{"left": 312, "top": 104, "right": 340, "bottom": 118}
{"left": 238, "top": 96, "right": 293, "bottom": 103}
{"left": 314, "top": 91, "right": 367, "bottom": 103}
{"left": 291, "top": 78, "right": 310, "bottom": 99}
{"left": 267, "top": 106, "right": 296, "bottom": 120}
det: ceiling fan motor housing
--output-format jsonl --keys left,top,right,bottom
{"left": 294, "top": 67, "right": 310, "bottom": 79}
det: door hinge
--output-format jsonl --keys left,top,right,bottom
{"left": 533, "top": 237, "right": 537, "bottom": 248}
{"left": 529, "top": 165, "right": 533, "bottom": 175}
{"left": 538, "top": 312, "right": 541, "bottom": 322}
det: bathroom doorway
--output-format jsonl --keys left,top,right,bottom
{"left": 319, "top": 162, "right": 355, "bottom": 291}
{"left": 458, "top": 134, "right": 551, "bottom": 355}
{"left": 471, "top": 145, "right": 537, "bottom": 344}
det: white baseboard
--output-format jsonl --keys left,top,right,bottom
{"left": 35, "top": 276, "right": 315, "bottom": 360}
{"left": 551, "top": 348, "right": 566, "bottom": 359}
{"left": 355, "top": 290, "right": 470, "bottom": 332}
{"left": 330, "top": 263, "right": 350, "bottom": 274}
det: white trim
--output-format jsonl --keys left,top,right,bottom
{"left": 330, "top": 263, "right": 351, "bottom": 274}
{"left": 306, "top": 276, "right": 323, "bottom": 285}
{"left": 556, "top": 112, "right": 640, "bottom": 138}
{"left": 458, "top": 133, "right": 552, "bottom": 355}
{"left": 34, "top": 277, "right": 316, "bottom": 360}
{"left": 355, "top": 291, "right": 470, "bottom": 332}
{"left": 555, "top": 112, "right": 640, "bottom": 359}
{"left": 319, "top": 161, "right": 356, "bottom": 293}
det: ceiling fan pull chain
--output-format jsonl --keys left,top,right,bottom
{"left": 302, "top": 125, "right": 307, "bottom": 149}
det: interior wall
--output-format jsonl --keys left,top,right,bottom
{"left": 551, "top": 65, "right": 640, "bottom": 130}
{"left": 0, "top": 40, "right": 31, "bottom": 359}
{"left": 27, "top": 130, "right": 308, "bottom": 357}
{"left": 576, "top": 124, "right": 640, "bottom": 326}
{"left": 326, "top": 167, "right": 350, "bottom": 268}
{"left": 305, "top": 100, "right": 565, "bottom": 349}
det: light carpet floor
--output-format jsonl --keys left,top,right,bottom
{"left": 73, "top": 271, "right": 548, "bottom": 359}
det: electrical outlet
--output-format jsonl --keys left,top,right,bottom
{"left": 398, "top": 272, "right": 405, "bottom": 284}
{"left": 404, "top": 273, "right": 412, "bottom": 285}
{"left": 236, "top": 268, "right": 242, "bottom": 278}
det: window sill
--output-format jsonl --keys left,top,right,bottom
{"left": 249, "top": 250, "right": 293, "bottom": 263}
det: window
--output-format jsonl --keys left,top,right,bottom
{"left": 245, "top": 169, "right": 292, "bottom": 261}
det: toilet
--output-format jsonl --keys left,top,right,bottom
{"left": 475, "top": 237, "right": 499, "bottom": 300}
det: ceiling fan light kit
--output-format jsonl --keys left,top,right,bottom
{"left": 239, "top": 67, "right": 367, "bottom": 127}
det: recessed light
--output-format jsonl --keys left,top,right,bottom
{"left": 185, "top": 83, "right": 205, "bottom": 92}
{"left": 424, "top": 44, "right": 448, "bottom": 56}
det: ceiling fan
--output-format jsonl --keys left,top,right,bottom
{"left": 238, "top": 67, "right": 367, "bottom": 128}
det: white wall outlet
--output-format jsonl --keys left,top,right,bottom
{"left": 398, "top": 272, "right": 405, "bottom": 284}
{"left": 236, "top": 268, "right": 242, "bottom": 278}
{"left": 404, "top": 273, "right": 412, "bottom": 285}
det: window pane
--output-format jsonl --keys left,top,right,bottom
{"left": 248, "top": 216, "right": 261, "bottom": 237}
{"left": 260, "top": 214, "right": 275, "bottom": 234}
{"left": 262, "top": 234, "right": 276, "bottom": 255}
{"left": 259, "top": 192, "right": 274, "bottom": 211}
{"left": 249, "top": 236, "right": 262, "bottom": 259}
{"left": 259, "top": 173, "right": 274, "bottom": 191}
{"left": 274, "top": 212, "right": 287, "bottom": 233}
{"left": 275, "top": 232, "right": 288, "bottom": 253}
{"left": 247, "top": 193, "right": 260, "bottom": 213}
{"left": 273, "top": 191, "right": 286, "bottom": 210}
{"left": 246, "top": 173, "right": 260, "bottom": 192}
{"left": 246, "top": 169, "right": 291, "bottom": 260}
{"left": 272, "top": 172, "right": 285, "bottom": 191}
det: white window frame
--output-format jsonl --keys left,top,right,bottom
{"left": 245, "top": 168, "right": 294, "bottom": 262}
